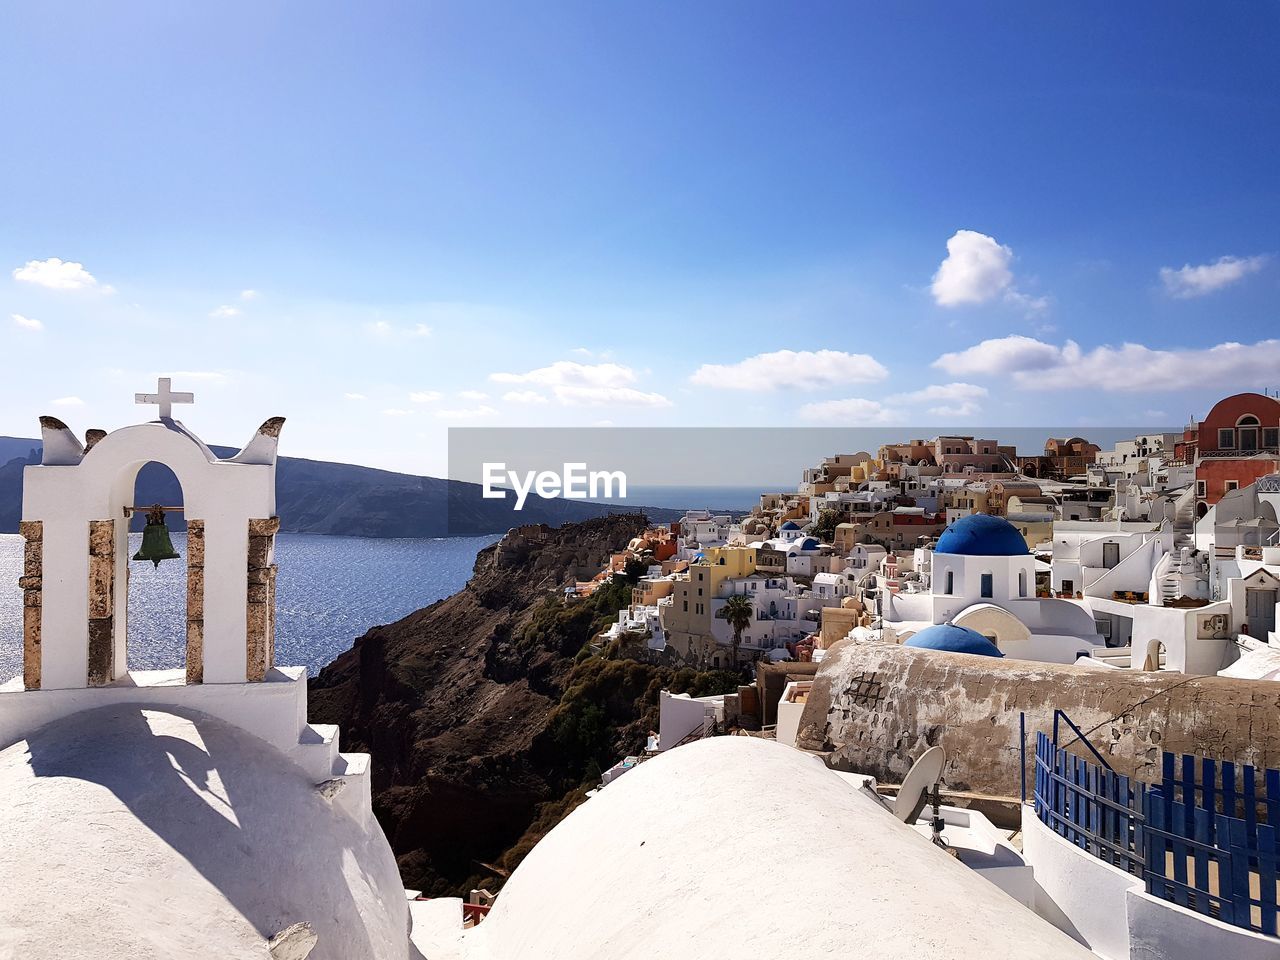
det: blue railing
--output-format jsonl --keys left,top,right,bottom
{"left": 1032, "top": 725, "right": 1280, "bottom": 936}
{"left": 1033, "top": 730, "right": 1147, "bottom": 877}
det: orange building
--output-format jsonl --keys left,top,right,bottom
{"left": 1179, "top": 393, "right": 1280, "bottom": 512}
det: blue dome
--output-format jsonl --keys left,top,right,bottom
{"left": 797, "top": 537, "right": 820, "bottom": 550}
{"left": 935, "top": 513, "right": 1028, "bottom": 557}
{"left": 904, "top": 623, "right": 1004, "bottom": 658}
{"left": 780, "top": 520, "right": 801, "bottom": 531}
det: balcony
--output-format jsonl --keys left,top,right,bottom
{"left": 1197, "top": 447, "right": 1280, "bottom": 459}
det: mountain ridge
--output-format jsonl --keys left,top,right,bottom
{"left": 0, "top": 435, "right": 682, "bottom": 537}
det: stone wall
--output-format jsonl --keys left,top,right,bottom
{"left": 246, "top": 517, "right": 279, "bottom": 682}
{"left": 87, "top": 519, "right": 115, "bottom": 686}
{"left": 186, "top": 519, "right": 205, "bottom": 684}
{"left": 798, "top": 640, "right": 1280, "bottom": 797}
{"left": 18, "top": 520, "right": 42, "bottom": 690}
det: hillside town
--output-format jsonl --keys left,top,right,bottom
{"left": 569, "top": 391, "right": 1280, "bottom": 960}
{"left": 591, "top": 392, "right": 1279, "bottom": 682}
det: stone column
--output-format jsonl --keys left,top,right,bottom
{"left": 186, "top": 520, "right": 205, "bottom": 684}
{"left": 266, "top": 563, "right": 278, "bottom": 670}
{"left": 87, "top": 519, "right": 115, "bottom": 686}
{"left": 18, "top": 520, "right": 42, "bottom": 691}
{"left": 246, "top": 517, "right": 280, "bottom": 682}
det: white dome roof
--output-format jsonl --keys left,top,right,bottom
{"left": 465, "top": 737, "right": 1091, "bottom": 960}
{"left": 0, "top": 704, "right": 407, "bottom": 960}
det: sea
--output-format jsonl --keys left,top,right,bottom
{"left": 0, "top": 532, "right": 499, "bottom": 684}
{"left": 0, "top": 485, "right": 762, "bottom": 684}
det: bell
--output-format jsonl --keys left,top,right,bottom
{"left": 132, "top": 505, "right": 180, "bottom": 568}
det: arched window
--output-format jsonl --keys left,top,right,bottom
{"left": 1238, "top": 415, "right": 1260, "bottom": 452}
{"left": 1018, "top": 569, "right": 1027, "bottom": 597}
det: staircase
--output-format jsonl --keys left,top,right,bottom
{"left": 1092, "top": 647, "right": 1133, "bottom": 668}
{"left": 289, "top": 694, "right": 373, "bottom": 826}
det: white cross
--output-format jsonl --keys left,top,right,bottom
{"left": 135, "top": 377, "right": 195, "bottom": 419}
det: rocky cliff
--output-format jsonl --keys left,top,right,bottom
{"left": 308, "top": 514, "right": 739, "bottom": 896}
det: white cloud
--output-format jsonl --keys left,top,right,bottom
{"left": 459, "top": 390, "right": 489, "bottom": 401}
{"left": 13, "top": 257, "right": 101, "bottom": 291}
{"left": 11, "top": 313, "right": 42, "bottom": 331}
{"left": 382, "top": 408, "right": 413, "bottom": 417}
{"left": 931, "top": 230, "right": 1012, "bottom": 306}
{"left": 689, "top": 349, "right": 888, "bottom": 390}
{"left": 410, "top": 391, "right": 441, "bottom": 403}
{"left": 1003, "top": 289, "right": 1050, "bottom": 314}
{"left": 491, "top": 361, "right": 671, "bottom": 407}
{"left": 887, "top": 382, "right": 988, "bottom": 418}
{"left": 930, "top": 230, "right": 1045, "bottom": 313}
{"left": 551, "top": 385, "right": 672, "bottom": 408}
{"left": 492, "top": 360, "right": 633, "bottom": 387}
{"left": 369, "top": 321, "right": 432, "bottom": 338}
{"left": 933, "top": 335, "right": 1062, "bottom": 376}
{"left": 1159, "top": 255, "right": 1267, "bottom": 299}
{"left": 1018, "top": 339, "right": 1280, "bottom": 392}
{"left": 51, "top": 396, "right": 84, "bottom": 406}
{"left": 503, "top": 390, "right": 549, "bottom": 404}
{"left": 434, "top": 405, "right": 498, "bottom": 420}
{"left": 797, "top": 398, "right": 899, "bottom": 424}
{"left": 344, "top": 392, "right": 367, "bottom": 401}
{"left": 210, "top": 305, "right": 241, "bottom": 319}
{"left": 936, "top": 335, "right": 1280, "bottom": 393}
{"left": 240, "top": 289, "right": 260, "bottom": 301}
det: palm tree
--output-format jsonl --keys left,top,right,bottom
{"left": 718, "top": 593, "right": 754, "bottom": 670}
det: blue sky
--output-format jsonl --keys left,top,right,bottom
{"left": 2, "top": 2, "right": 1278, "bottom": 475}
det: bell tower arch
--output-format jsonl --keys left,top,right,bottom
{"left": 18, "top": 380, "right": 285, "bottom": 690}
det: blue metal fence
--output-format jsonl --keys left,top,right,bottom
{"left": 1032, "top": 726, "right": 1280, "bottom": 936}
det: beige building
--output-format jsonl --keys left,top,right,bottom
{"left": 662, "top": 546, "right": 758, "bottom": 663}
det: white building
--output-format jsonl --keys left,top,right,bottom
{"left": 1049, "top": 520, "right": 1181, "bottom": 600}
{"left": 676, "top": 510, "right": 740, "bottom": 557}
{"left": 409, "top": 737, "right": 1096, "bottom": 959}
{"left": 709, "top": 573, "right": 818, "bottom": 653}
{"left": 877, "top": 513, "right": 1105, "bottom": 663}
{"left": 1092, "top": 432, "right": 1181, "bottom": 483}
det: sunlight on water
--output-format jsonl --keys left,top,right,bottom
{"left": 0, "top": 532, "right": 496, "bottom": 682}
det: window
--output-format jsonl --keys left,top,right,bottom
{"left": 682, "top": 601, "right": 688, "bottom": 612}
{"left": 945, "top": 570, "right": 954, "bottom": 595}
{"left": 1062, "top": 579, "right": 1074, "bottom": 595}
{"left": 1196, "top": 480, "right": 1206, "bottom": 498}
{"left": 980, "top": 573, "right": 994, "bottom": 598}
{"left": 1266, "top": 428, "right": 1279, "bottom": 449}
{"left": 1219, "top": 428, "right": 1236, "bottom": 449}
{"left": 1018, "top": 570, "right": 1027, "bottom": 597}
{"left": 1225, "top": 480, "right": 1239, "bottom": 492}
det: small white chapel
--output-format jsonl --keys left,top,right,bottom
{"left": 0, "top": 380, "right": 409, "bottom": 960}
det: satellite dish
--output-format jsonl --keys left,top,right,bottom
{"left": 892, "top": 745, "right": 946, "bottom": 823}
